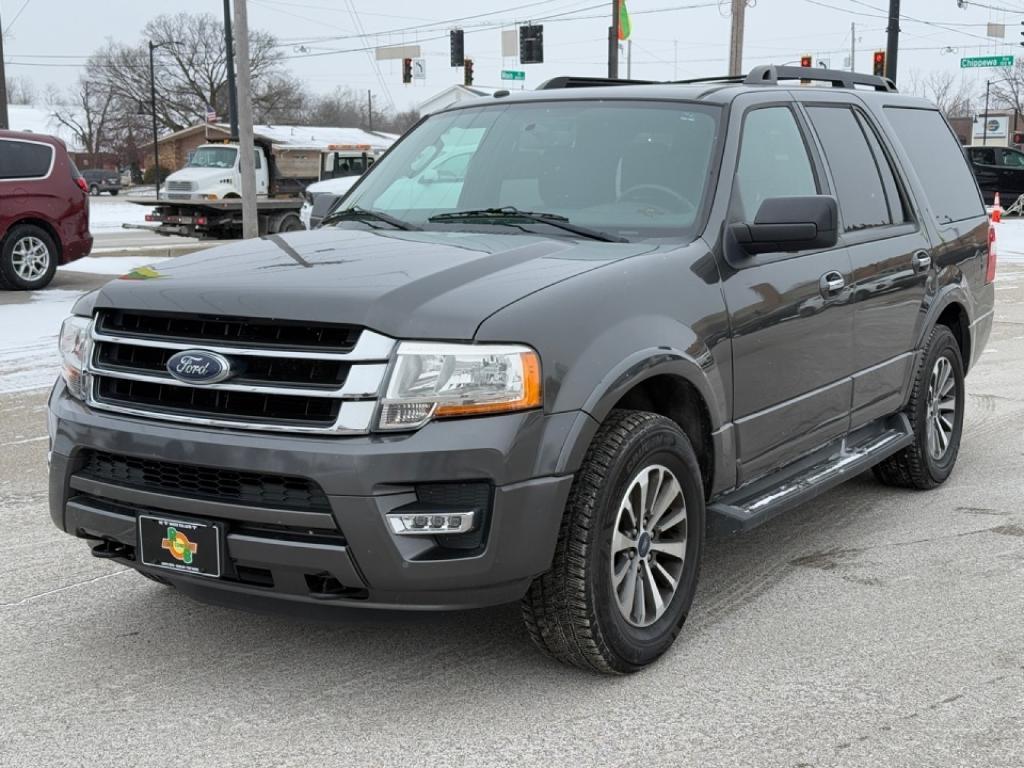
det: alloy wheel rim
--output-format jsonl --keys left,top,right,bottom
{"left": 926, "top": 356, "right": 957, "bottom": 461}
{"left": 11, "top": 236, "right": 50, "bottom": 281}
{"left": 609, "top": 463, "right": 688, "bottom": 628}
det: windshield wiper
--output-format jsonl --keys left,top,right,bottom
{"left": 322, "top": 206, "right": 420, "bottom": 231}
{"left": 428, "top": 207, "right": 627, "bottom": 243}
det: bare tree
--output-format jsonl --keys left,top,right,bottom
{"left": 6, "top": 76, "right": 36, "bottom": 105}
{"left": 906, "top": 69, "right": 976, "bottom": 118}
{"left": 990, "top": 61, "right": 1024, "bottom": 118}
{"left": 85, "top": 12, "right": 303, "bottom": 134}
{"left": 49, "top": 79, "right": 116, "bottom": 155}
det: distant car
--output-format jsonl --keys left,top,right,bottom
{"left": 0, "top": 129, "right": 92, "bottom": 290}
{"left": 81, "top": 168, "right": 122, "bottom": 196}
{"left": 966, "top": 145, "right": 1024, "bottom": 206}
{"left": 300, "top": 175, "right": 360, "bottom": 229}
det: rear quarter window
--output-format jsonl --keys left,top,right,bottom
{"left": 0, "top": 139, "right": 55, "bottom": 180}
{"left": 883, "top": 107, "right": 984, "bottom": 224}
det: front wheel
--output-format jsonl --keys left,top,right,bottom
{"left": 522, "top": 410, "right": 704, "bottom": 674}
{"left": 873, "top": 325, "right": 965, "bottom": 489}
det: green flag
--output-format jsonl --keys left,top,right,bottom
{"left": 618, "top": 0, "right": 631, "bottom": 41}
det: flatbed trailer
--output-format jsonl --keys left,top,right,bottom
{"left": 124, "top": 197, "right": 305, "bottom": 239}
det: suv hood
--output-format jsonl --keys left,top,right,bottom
{"left": 89, "top": 228, "right": 658, "bottom": 339}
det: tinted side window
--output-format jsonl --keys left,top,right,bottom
{"left": 0, "top": 140, "right": 54, "bottom": 180}
{"left": 735, "top": 107, "right": 817, "bottom": 220}
{"left": 884, "top": 107, "right": 985, "bottom": 224}
{"left": 999, "top": 148, "right": 1024, "bottom": 167}
{"left": 807, "top": 106, "right": 890, "bottom": 231}
{"left": 857, "top": 112, "right": 908, "bottom": 225}
{"left": 970, "top": 148, "right": 996, "bottom": 165}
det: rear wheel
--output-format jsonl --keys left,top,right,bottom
{"left": 521, "top": 410, "right": 704, "bottom": 674}
{"left": 0, "top": 224, "right": 58, "bottom": 290}
{"left": 110, "top": 189, "right": 119, "bottom": 196}
{"left": 873, "top": 325, "right": 965, "bottom": 489}
{"left": 89, "top": 184, "right": 99, "bottom": 196}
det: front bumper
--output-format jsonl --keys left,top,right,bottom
{"left": 48, "top": 382, "right": 583, "bottom": 611}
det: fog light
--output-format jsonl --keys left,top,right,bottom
{"left": 387, "top": 509, "right": 477, "bottom": 536}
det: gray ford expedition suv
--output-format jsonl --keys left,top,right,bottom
{"left": 48, "top": 66, "right": 996, "bottom": 673}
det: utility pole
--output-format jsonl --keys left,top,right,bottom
{"left": 148, "top": 42, "right": 162, "bottom": 199}
{"left": 627, "top": 38, "right": 632, "bottom": 79}
{"left": 850, "top": 22, "right": 856, "bottom": 72}
{"left": 674, "top": 40, "right": 678, "bottom": 80}
{"left": 983, "top": 80, "right": 991, "bottom": 147}
{"left": 233, "top": 0, "right": 258, "bottom": 239}
{"left": 885, "top": 0, "right": 900, "bottom": 83}
{"left": 728, "top": 0, "right": 747, "bottom": 77}
{"left": 608, "top": 0, "right": 619, "bottom": 79}
{"left": 0, "top": 12, "right": 9, "bottom": 130}
{"left": 367, "top": 90, "right": 373, "bottom": 132}
{"left": 223, "top": 0, "right": 239, "bottom": 140}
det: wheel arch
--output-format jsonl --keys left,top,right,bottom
{"left": 935, "top": 301, "right": 971, "bottom": 373}
{"left": 559, "top": 350, "right": 727, "bottom": 500}
{"left": 2, "top": 217, "right": 63, "bottom": 260}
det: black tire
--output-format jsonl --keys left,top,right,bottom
{"left": 109, "top": 189, "right": 119, "bottom": 196}
{"left": 0, "top": 224, "right": 58, "bottom": 291}
{"left": 89, "top": 184, "right": 99, "bottom": 196}
{"left": 873, "top": 325, "right": 965, "bottom": 490}
{"left": 277, "top": 215, "right": 304, "bottom": 233}
{"left": 522, "top": 409, "right": 705, "bottom": 674}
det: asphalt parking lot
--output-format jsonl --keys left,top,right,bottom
{"left": 1, "top": 265, "right": 1022, "bottom": 767}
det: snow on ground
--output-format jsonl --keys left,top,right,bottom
{"left": 61, "top": 256, "right": 167, "bottom": 275}
{"left": 0, "top": 289, "right": 83, "bottom": 394}
{"left": 2, "top": 255, "right": 168, "bottom": 394}
{"left": 88, "top": 195, "right": 150, "bottom": 233}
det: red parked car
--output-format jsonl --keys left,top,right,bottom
{"left": 0, "top": 129, "right": 92, "bottom": 290}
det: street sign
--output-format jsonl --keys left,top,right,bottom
{"left": 501, "top": 69, "right": 526, "bottom": 81}
{"left": 412, "top": 58, "right": 426, "bottom": 80}
{"left": 960, "top": 55, "right": 1014, "bottom": 69}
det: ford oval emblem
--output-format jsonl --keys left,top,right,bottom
{"left": 166, "top": 350, "right": 233, "bottom": 385}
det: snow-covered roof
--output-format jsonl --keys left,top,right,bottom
{"left": 418, "top": 85, "right": 505, "bottom": 115}
{"left": 4, "top": 104, "right": 84, "bottom": 150}
{"left": 143, "top": 122, "right": 397, "bottom": 152}
{"left": 243, "top": 124, "right": 398, "bottom": 151}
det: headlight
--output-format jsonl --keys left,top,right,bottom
{"left": 378, "top": 342, "right": 541, "bottom": 430}
{"left": 58, "top": 315, "right": 93, "bottom": 399}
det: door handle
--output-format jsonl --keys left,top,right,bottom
{"left": 820, "top": 271, "right": 845, "bottom": 295}
{"left": 912, "top": 251, "right": 932, "bottom": 272}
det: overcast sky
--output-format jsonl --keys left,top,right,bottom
{"left": 2, "top": 0, "right": 1021, "bottom": 115}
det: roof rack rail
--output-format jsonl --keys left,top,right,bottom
{"left": 745, "top": 65, "right": 897, "bottom": 92}
{"left": 537, "top": 76, "right": 655, "bottom": 90}
{"left": 537, "top": 67, "right": 897, "bottom": 93}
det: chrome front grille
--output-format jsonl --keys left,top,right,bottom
{"left": 166, "top": 180, "right": 196, "bottom": 192}
{"left": 86, "top": 310, "right": 394, "bottom": 434}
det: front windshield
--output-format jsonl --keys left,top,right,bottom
{"left": 337, "top": 100, "right": 721, "bottom": 241}
{"left": 188, "top": 146, "right": 238, "bottom": 169}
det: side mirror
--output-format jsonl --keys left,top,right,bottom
{"left": 730, "top": 195, "right": 838, "bottom": 255}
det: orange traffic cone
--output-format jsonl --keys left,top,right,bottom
{"left": 993, "top": 192, "right": 1003, "bottom": 223}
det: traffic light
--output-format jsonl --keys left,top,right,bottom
{"left": 873, "top": 50, "right": 886, "bottom": 77}
{"left": 800, "top": 54, "right": 812, "bottom": 68}
{"left": 402, "top": 58, "right": 412, "bottom": 84}
{"left": 464, "top": 58, "right": 474, "bottom": 86}
{"left": 520, "top": 25, "right": 544, "bottom": 64}
{"left": 1020, "top": 20, "right": 1023, "bottom": 47}
{"left": 450, "top": 29, "right": 464, "bottom": 67}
